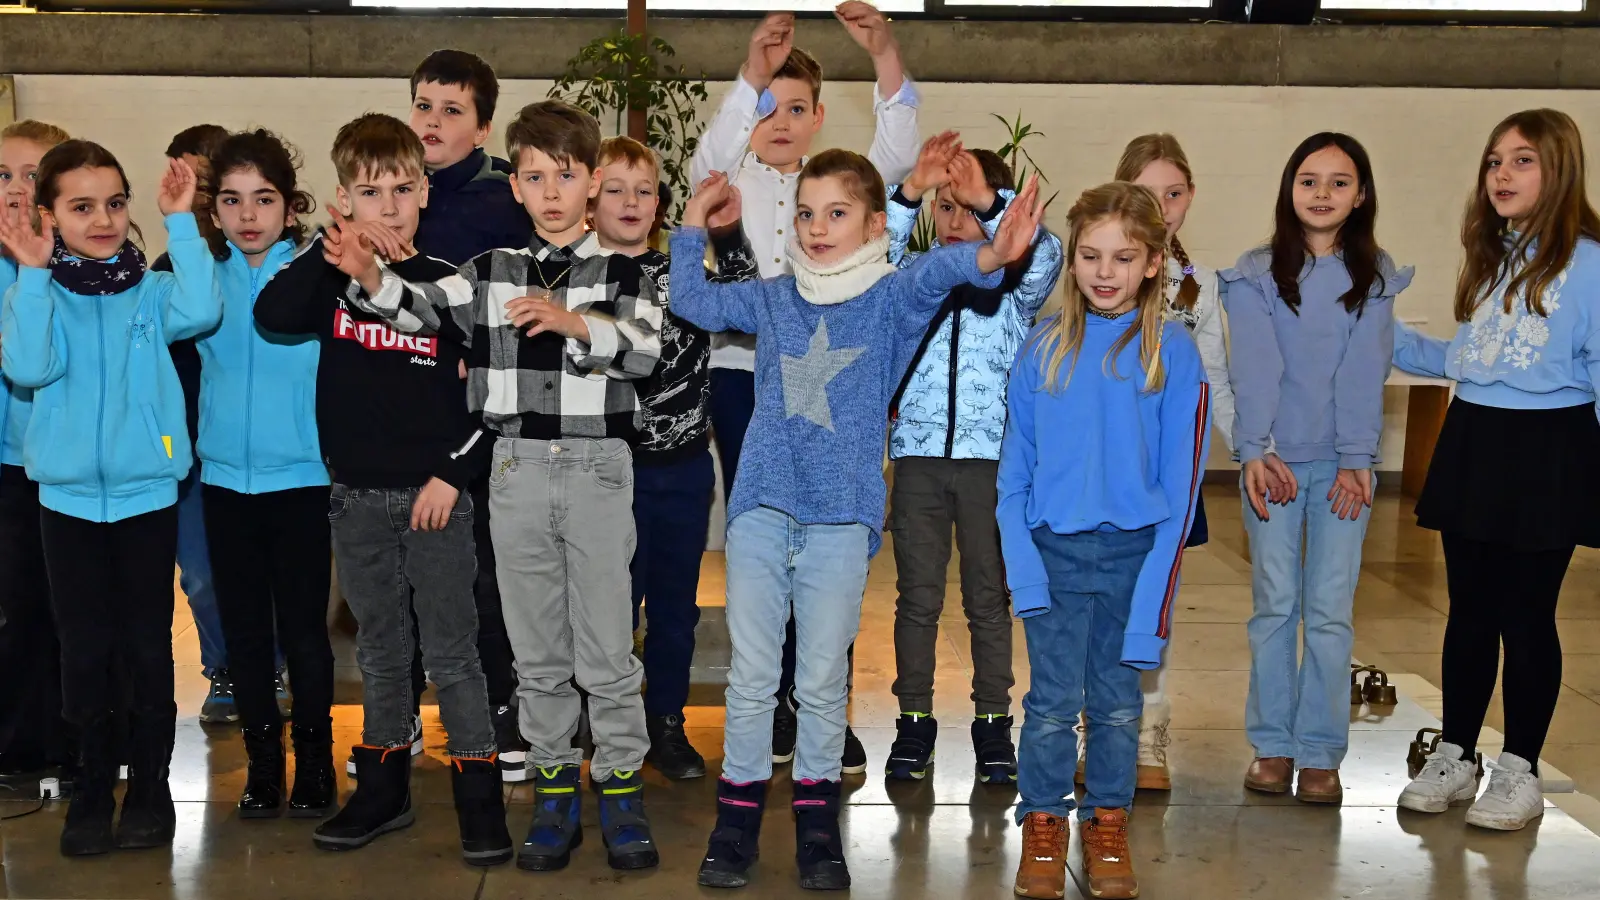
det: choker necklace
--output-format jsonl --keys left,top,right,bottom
{"left": 1087, "top": 305, "right": 1128, "bottom": 320}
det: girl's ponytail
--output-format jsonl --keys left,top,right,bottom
{"left": 1168, "top": 235, "right": 1200, "bottom": 310}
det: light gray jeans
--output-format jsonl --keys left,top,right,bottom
{"left": 489, "top": 437, "right": 648, "bottom": 780}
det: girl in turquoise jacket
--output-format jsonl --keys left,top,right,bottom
{"left": 0, "top": 141, "right": 217, "bottom": 858}
{"left": 189, "top": 129, "right": 336, "bottom": 822}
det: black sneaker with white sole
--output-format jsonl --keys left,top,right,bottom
{"left": 772, "top": 694, "right": 798, "bottom": 765}
{"left": 841, "top": 727, "right": 868, "bottom": 776}
{"left": 492, "top": 705, "right": 529, "bottom": 783}
{"left": 884, "top": 714, "right": 936, "bottom": 781}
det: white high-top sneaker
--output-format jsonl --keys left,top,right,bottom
{"left": 1398, "top": 741, "right": 1481, "bottom": 813}
{"left": 1073, "top": 712, "right": 1087, "bottom": 784}
{"left": 1465, "top": 752, "right": 1544, "bottom": 831}
{"left": 1136, "top": 720, "right": 1173, "bottom": 791}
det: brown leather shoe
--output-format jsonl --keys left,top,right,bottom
{"left": 1295, "top": 767, "right": 1343, "bottom": 804}
{"left": 1079, "top": 808, "right": 1139, "bottom": 899}
{"left": 1244, "top": 757, "right": 1293, "bottom": 794}
{"left": 1014, "top": 812, "right": 1068, "bottom": 899}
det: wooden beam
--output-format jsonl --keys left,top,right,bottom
{"left": 626, "top": 0, "right": 647, "bottom": 142}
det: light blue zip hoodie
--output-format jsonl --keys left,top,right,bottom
{"left": 0, "top": 213, "right": 220, "bottom": 522}
{"left": 1394, "top": 235, "right": 1600, "bottom": 414}
{"left": 0, "top": 257, "right": 30, "bottom": 468}
{"left": 195, "top": 239, "right": 326, "bottom": 494}
{"left": 996, "top": 312, "right": 1211, "bottom": 668}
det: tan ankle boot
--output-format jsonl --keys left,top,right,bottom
{"left": 1079, "top": 807, "right": 1139, "bottom": 899}
{"left": 1013, "top": 811, "right": 1068, "bottom": 899}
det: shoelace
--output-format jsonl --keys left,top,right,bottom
{"left": 1418, "top": 751, "right": 1468, "bottom": 783}
{"left": 1085, "top": 818, "right": 1130, "bottom": 862}
{"left": 1481, "top": 760, "right": 1530, "bottom": 801}
{"left": 1022, "top": 815, "right": 1063, "bottom": 859}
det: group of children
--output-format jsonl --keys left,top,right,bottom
{"left": 0, "top": 5, "right": 1597, "bottom": 899}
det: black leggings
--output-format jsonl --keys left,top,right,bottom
{"left": 1440, "top": 532, "right": 1572, "bottom": 769}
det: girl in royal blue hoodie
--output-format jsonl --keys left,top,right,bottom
{"left": 190, "top": 130, "right": 336, "bottom": 821}
{"left": 996, "top": 181, "right": 1208, "bottom": 900}
{"left": 0, "top": 141, "right": 218, "bottom": 857}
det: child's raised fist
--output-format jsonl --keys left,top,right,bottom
{"left": 685, "top": 172, "right": 740, "bottom": 231}
{"left": 835, "top": 1, "right": 895, "bottom": 57}
{"left": 745, "top": 12, "right": 795, "bottom": 92}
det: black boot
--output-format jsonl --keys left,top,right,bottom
{"left": 793, "top": 780, "right": 849, "bottom": 890}
{"left": 239, "top": 723, "right": 285, "bottom": 819}
{"left": 450, "top": 757, "right": 512, "bottom": 866}
{"left": 116, "top": 713, "right": 177, "bottom": 850}
{"left": 288, "top": 722, "right": 336, "bottom": 818}
{"left": 646, "top": 714, "right": 707, "bottom": 780}
{"left": 59, "top": 719, "right": 115, "bottom": 857}
{"left": 697, "top": 778, "right": 767, "bottom": 888}
{"left": 313, "top": 745, "right": 414, "bottom": 851}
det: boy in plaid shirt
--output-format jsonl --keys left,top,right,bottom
{"left": 333, "top": 100, "right": 662, "bottom": 873}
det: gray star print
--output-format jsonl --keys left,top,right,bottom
{"left": 780, "top": 318, "right": 864, "bottom": 432}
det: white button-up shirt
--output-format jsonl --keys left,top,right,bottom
{"left": 689, "top": 75, "right": 922, "bottom": 371}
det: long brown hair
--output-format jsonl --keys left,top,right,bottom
{"left": 1455, "top": 109, "right": 1600, "bottom": 322}
{"left": 1271, "top": 132, "right": 1382, "bottom": 316}
{"left": 1030, "top": 182, "right": 1169, "bottom": 393}
{"left": 1115, "top": 133, "right": 1198, "bottom": 310}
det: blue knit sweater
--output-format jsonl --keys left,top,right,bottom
{"left": 669, "top": 226, "right": 1001, "bottom": 556}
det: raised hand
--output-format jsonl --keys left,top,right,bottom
{"left": 322, "top": 206, "right": 380, "bottom": 288}
{"left": 745, "top": 12, "right": 795, "bottom": 92}
{"left": 901, "top": 131, "right": 961, "bottom": 202}
{"left": 979, "top": 174, "right": 1044, "bottom": 271}
{"left": 948, "top": 150, "right": 998, "bottom": 214}
{"left": 350, "top": 221, "right": 415, "bottom": 263}
{"left": 0, "top": 205, "right": 54, "bottom": 270}
{"left": 157, "top": 157, "right": 198, "bottom": 216}
{"left": 685, "top": 172, "right": 736, "bottom": 230}
{"left": 707, "top": 183, "right": 744, "bottom": 234}
{"left": 835, "top": 1, "right": 895, "bottom": 57}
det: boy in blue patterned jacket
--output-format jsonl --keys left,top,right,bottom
{"left": 882, "top": 142, "right": 1063, "bottom": 785}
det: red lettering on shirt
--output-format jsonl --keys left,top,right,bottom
{"left": 334, "top": 308, "right": 437, "bottom": 357}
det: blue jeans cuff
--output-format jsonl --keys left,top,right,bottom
{"left": 1014, "top": 800, "right": 1076, "bottom": 825}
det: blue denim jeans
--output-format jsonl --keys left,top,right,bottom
{"left": 631, "top": 451, "right": 715, "bottom": 719}
{"left": 176, "top": 466, "right": 226, "bottom": 674}
{"left": 722, "top": 506, "right": 869, "bottom": 784}
{"left": 1242, "top": 460, "right": 1372, "bottom": 770}
{"left": 1017, "top": 526, "right": 1154, "bottom": 821}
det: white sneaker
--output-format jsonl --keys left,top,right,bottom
{"left": 1465, "top": 752, "right": 1544, "bottom": 831}
{"left": 346, "top": 714, "right": 425, "bottom": 776}
{"left": 1398, "top": 742, "right": 1481, "bottom": 813}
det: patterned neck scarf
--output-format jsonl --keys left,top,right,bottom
{"left": 49, "top": 234, "right": 147, "bottom": 296}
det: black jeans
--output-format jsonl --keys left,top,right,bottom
{"left": 0, "top": 465, "right": 72, "bottom": 770}
{"left": 631, "top": 451, "right": 715, "bottom": 719}
{"left": 889, "top": 457, "right": 1014, "bottom": 716}
{"left": 1440, "top": 532, "right": 1573, "bottom": 767}
{"left": 330, "top": 484, "right": 494, "bottom": 756}
{"left": 203, "top": 484, "right": 334, "bottom": 734}
{"left": 41, "top": 505, "right": 179, "bottom": 778}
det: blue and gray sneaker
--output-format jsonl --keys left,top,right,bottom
{"left": 973, "top": 714, "right": 1018, "bottom": 784}
{"left": 593, "top": 769, "right": 659, "bottom": 870}
{"left": 199, "top": 669, "right": 239, "bottom": 725}
{"left": 518, "top": 765, "right": 583, "bottom": 871}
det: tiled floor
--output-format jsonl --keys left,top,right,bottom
{"left": 4, "top": 485, "right": 1600, "bottom": 898}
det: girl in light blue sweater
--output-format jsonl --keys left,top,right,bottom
{"left": 1393, "top": 108, "right": 1600, "bottom": 832}
{"left": 1224, "top": 133, "right": 1408, "bottom": 807}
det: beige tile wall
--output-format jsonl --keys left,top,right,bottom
{"left": 19, "top": 74, "right": 1600, "bottom": 474}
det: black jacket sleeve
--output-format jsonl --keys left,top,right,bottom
{"left": 431, "top": 425, "right": 495, "bottom": 491}
{"left": 254, "top": 234, "right": 341, "bottom": 336}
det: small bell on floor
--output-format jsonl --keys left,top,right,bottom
{"left": 1407, "top": 727, "right": 1442, "bottom": 779}
{"left": 1363, "top": 671, "right": 1399, "bottom": 707}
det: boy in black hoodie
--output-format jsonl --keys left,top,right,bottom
{"left": 252, "top": 113, "right": 510, "bottom": 866}
{"left": 406, "top": 48, "right": 533, "bottom": 782}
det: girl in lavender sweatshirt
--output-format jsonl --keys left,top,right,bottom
{"left": 670, "top": 142, "right": 1043, "bottom": 891}
{"left": 1224, "top": 132, "right": 1410, "bottom": 805}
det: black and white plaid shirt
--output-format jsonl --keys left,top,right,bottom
{"left": 364, "top": 231, "right": 661, "bottom": 442}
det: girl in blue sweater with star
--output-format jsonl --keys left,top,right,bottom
{"left": 671, "top": 145, "right": 1043, "bottom": 892}
{"left": 1394, "top": 108, "right": 1600, "bottom": 833}
{"left": 997, "top": 181, "right": 1208, "bottom": 900}
{"left": 0, "top": 141, "right": 218, "bottom": 857}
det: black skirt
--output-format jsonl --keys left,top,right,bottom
{"left": 1415, "top": 397, "right": 1600, "bottom": 551}
{"left": 1185, "top": 493, "right": 1209, "bottom": 548}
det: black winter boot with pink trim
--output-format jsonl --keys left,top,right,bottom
{"left": 698, "top": 778, "right": 768, "bottom": 888}
{"left": 794, "top": 779, "right": 849, "bottom": 890}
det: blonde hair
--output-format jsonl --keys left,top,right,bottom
{"left": 2, "top": 119, "right": 70, "bottom": 149}
{"left": 1115, "top": 133, "right": 1198, "bottom": 310}
{"left": 1031, "top": 182, "right": 1169, "bottom": 393}
{"left": 331, "top": 113, "right": 426, "bottom": 186}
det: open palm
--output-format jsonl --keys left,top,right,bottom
{"left": 0, "top": 207, "right": 54, "bottom": 270}
{"left": 157, "top": 157, "right": 198, "bottom": 216}
{"left": 991, "top": 174, "right": 1044, "bottom": 264}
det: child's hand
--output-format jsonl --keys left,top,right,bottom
{"left": 977, "top": 174, "right": 1044, "bottom": 273}
{"left": 1328, "top": 467, "right": 1372, "bottom": 521}
{"left": 902, "top": 131, "right": 960, "bottom": 202}
{"left": 836, "top": 1, "right": 896, "bottom": 58}
{"left": 323, "top": 206, "right": 382, "bottom": 293}
{"left": 707, "top": 183, "right": 744, "bottom": 234}
{"left": 684, "top": 172, "right": 737, "bottom": 230}
{"left": 744, "top": 12, "right": 795, "bottom": 92}
{"left": 1262, "top": 453, "right": 1298, "bottom": 505}
{"left": 506, "top": 293, "right": 591, "bottom": 342}
{"left": 410, "top": 477, "right": 460, "bottom": 532}
{"left": 0, "top": 203, "right": 53, "bottom": 269}
{"left": 350, "top": 221, "right": 416, "bottom": 263}
{"left": 948, "top": 151, "right": 998, "bottom": 216}
{"left": 1243, "top": 453, "right": 1298, "bottom": 521}
{"left": 157, "top": 157, "right": 198, "bottom": 216}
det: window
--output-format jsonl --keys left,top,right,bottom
{"left": 349, "top": 0, "right": 924, "bottom": 9}
{"left": 1321, "top": 1, "right": 1581, "bottom": 9}
{"left": 943, "top": 0, "right": 1207, "bottom": 6}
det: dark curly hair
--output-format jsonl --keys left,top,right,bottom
{"left": 202, "top": 128, "right": 315, "bottom": 260}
